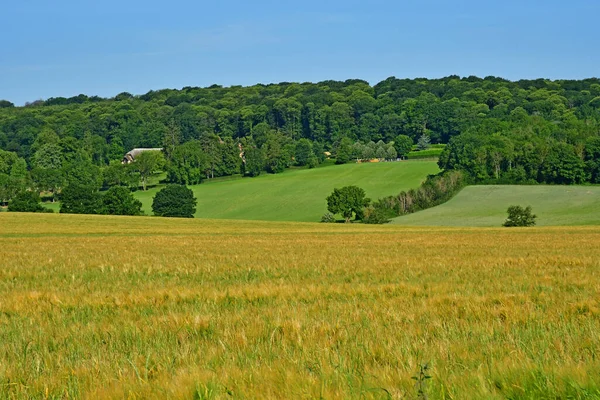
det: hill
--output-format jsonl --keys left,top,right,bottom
{"left": 134, "top": 160, "right": 439, "bottom": 221}
{"left": 2, "top": 213, "right": 600, "bottom": 398}
{"left": 392, "top": 185, "right": 600, "bottom": 226}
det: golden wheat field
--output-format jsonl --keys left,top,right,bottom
{"left": 1, "top": 213, "right": 599, "bottom": 399}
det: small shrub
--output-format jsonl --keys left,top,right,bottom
{"left": 503, "top": 205, "right": 536, "bottom": 227}
{"left": 320, "top": 212, "right": 335, "bottom": 223}
{"left": 412, "top": 363, "right": 432, "bottom": 400}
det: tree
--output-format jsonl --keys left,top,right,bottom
{"left": 335, "top": 137, "right": 353, "bottom": 164}
{"left": 263, "top": 134, "right": 290, "bottom": 173}
{"left": 102, "top": 161, "right": 138, "bottom": 189}
{"left": 60, "top": 184, "right": 102, "bottom": 214}
{"left": 134, "top": 150, "right": 165, "bottom": 190}
{"left": 386, "top": 146, "right": 398, "bottom": 160}
{"left": 417, "top": 134, "right": 431, "bottom": 151}
{"left": 101, "top": 186, "right": 143, "bottom": 215}
{"left": 503, "top": 205, "right": 537, "bottom": 227}
{"left": 32, "top": 143, "right": 62, "bottom": 169}
{"left": 162, "top": 119, "right": 181, "bottom": 161}
{"left": 326, "top": 186, "right": 370, "bottom": 223}
{"left": 31, "top": 167, "right": 63, "bottom": 201}
{"left": 8, "top": 191, "right": 46, "bottom": 213}
{"left": 295, "top": 138, "right": 314, "bottom": 166}
{"left": 394, "top": 135, "right": 413, "bottom": 158}
{"left": 243, "top": 147, "right": 264, "bottom": 177}
{"left": 0, "top": 150, "right": 28, "bottom": 206}
{"left": 152, "top": 184, "right": 197, "bottom": 218}
{"left": 167, "top": 140, "right": 208, "bottom": 185}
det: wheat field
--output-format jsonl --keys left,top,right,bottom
{"left": 1, "top": 213, "right": 599, "bottom": 399}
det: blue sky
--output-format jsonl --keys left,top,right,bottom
{"left": 1, "top": 0, "right": 598, "bottom": 105}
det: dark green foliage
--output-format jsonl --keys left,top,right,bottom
{"left": 294, "top": 138, "right": 314, "bottom": 166}
{"left": 263, "top": 134, "right": 290, "bottom": 173}
{"left": 60, "top": 184, "right": 102, "bottom": 215}
{"left": 62, "top": 154, "right": 102, "bottom": 188}
{"left": 503, "top": 205, "right": 537, "bottom": 227}
{"left": 31, "top": 167, "right": 63, "bottom": 201}
{"left": 167, "top": 140, "right": 208, "bottom": 185}
{"left": 326, "top": 185, "right": 370, "bottom": 223}
{"left": 101, "top": 186, "right": 143, "bottom": 216}
{"left": 320, "top": 212, "right": 336, "bottom": 223}
{"left": 101, "top": 161, "right": 138, "bottom": 189}
{"left": 417, "top": 134, "right": 431, "bottom": 151}
{"left": 133, "top": 150, "right": 165, "bottom": 190}
{"left": 242, "top": 147, "right": 264, "bottom": 177}
{"left": 2, "top": 76, "right": 600, "bottom": 188}
{"left": 8, "top": 191, "right": 46, "bottom": 213}
{"left": 0, "top": 150, "right": 28, "bottom": 205}
{"left": 362, "top": 205, "right": 392, "bottom": 224}
{"left": 394, "top": 135, "right": 414, "bottom": 158}
{"left": 335, "top": 137, "right": 353, "bottom": 164}
{"left": 373, "top": 170, "right": 466, "bottom": 218}
{"left": 152, "top": 184, "right": 197, "bottom": 218}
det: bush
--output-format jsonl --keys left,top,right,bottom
{"left": 362, "top": 205, "right": 392, "bottom": 224}
{"left": 503, "top": 205, "right": 537, "bottom": 227}
{"left": 320, "top": 212, "right": 336, "bottom": 223}
{"left": 8, "top": 191, "right": 46, "bottom": 213}
{"left": 152, "top": 184, "right": 197, "bottom": 218}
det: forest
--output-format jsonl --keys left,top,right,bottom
{"left": 2, "top": 75, "right": 600, "bottom": 207}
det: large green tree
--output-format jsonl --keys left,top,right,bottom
{"left": 152, "top": 184, "right": 197, "bottom": 218}
{"left": 167, "top": 140, "right": 208, "bottom": 185}
{"left": 134, "top": 150, "right": 165, "bottom": 190}
{"left": 60, "top": 184, "right": 103, "bottom": 215}
{"left": 101, "top": 186, "right": 143, "bottom": 216}
{"left": 326, "top": 186, "right": 370, "bottom": 223}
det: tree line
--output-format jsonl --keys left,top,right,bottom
{"left": 2, "top": 75, "right": 600, "bottom": 214}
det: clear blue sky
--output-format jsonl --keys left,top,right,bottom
{"left": 1, "top": 0, "right": 598, "bottom": 105}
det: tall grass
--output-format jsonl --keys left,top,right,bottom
{"left": 1, "top": 213, "right": 599, "bottom": 399}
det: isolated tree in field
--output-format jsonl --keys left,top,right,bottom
{"left": 152, "top": 184, "right": 197, "bottom": 218}
{"left": 8, "top": 191, "right": 47, "bottom": 213}
{"left": 134, "top": 150, "right": 165, "bottom": 191}
{"left": 101, "top": 186, "right": 143, "bottom": 216}
{"left": 326, "top": 185, "right": 370, "bottom": 223}
{"left": 503, "top": 205, "right": 537, "bottom": 227}
{"left": 394, "top": 135, "right": 413, "bottom": 158}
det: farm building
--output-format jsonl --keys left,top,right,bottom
{"left": 122, "top": 148, "right": 163, "bottom": 164}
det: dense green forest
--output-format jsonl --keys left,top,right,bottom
{"left": 2, "top": 75, "right": 600, "bottom": 208}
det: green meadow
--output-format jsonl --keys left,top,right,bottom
{"left": 134, "top": 161, "right": 439, "bottom": 222}
{"left": 393, "top": 185, "right": 600, "bottom": 226}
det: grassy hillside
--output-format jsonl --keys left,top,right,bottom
{"left": 392, "top": 185, "right": 600, "bottom": 226}
{"left": 2, "top": 213, "right": 600, "bottom": 399}
{"left": 135, "top": 161, "right": 439, "bottom": 222}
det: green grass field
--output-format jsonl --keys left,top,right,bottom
{"left": 135, "top": 161, "right": 439, "bottom": 222}
{"left": 392, "top": 185, "right": 600, "bottom": 226}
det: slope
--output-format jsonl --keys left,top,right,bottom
{"left": 391, "top": 185, "right": 600, "bottom": 226}
{"left": 135, "top": 161, "right": 439, "bottom": 222}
